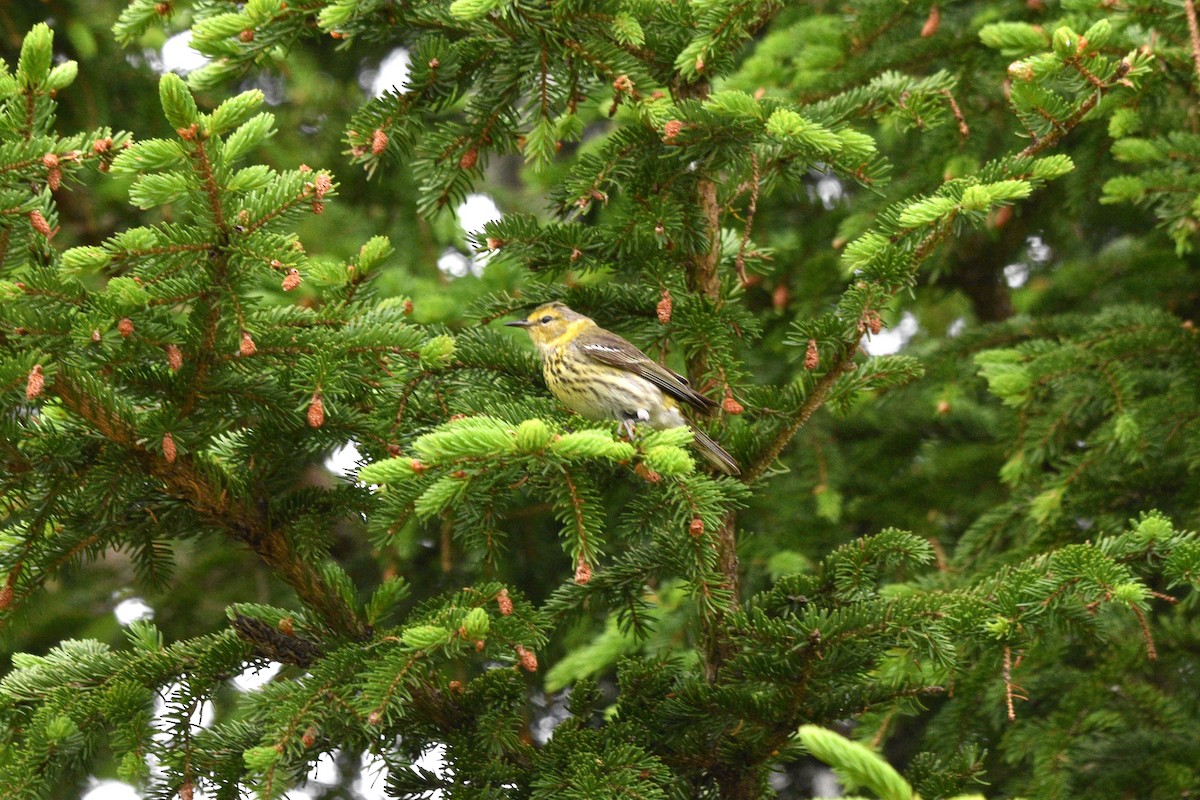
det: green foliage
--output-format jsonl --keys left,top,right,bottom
{"left": 3, "top": 0, "right": 1200, "bottom": 798}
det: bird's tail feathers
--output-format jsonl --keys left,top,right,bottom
{"left": 690, "top": 427, "right": 740, "bottom": 476}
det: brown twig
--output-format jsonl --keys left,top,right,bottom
{"left": 742, "top": 339, "right": 862, "bottom": 483}
{"left": 1185, "top": 0, "right": 1200, "bottom": 88}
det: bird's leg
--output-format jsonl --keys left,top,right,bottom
{"left": 618, "top": 409, "right": 650, "bottom": 441}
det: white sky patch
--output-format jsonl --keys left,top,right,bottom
{"left": 113, "top": 597, "right": 154, "bottom": 626}
{"left": 232, "top": 661, "right": 283, "bottom": 692}
{"left": 815, "top": 175, "right": 844, "bottom": 209}
{"left": 458, "top": 193, "right": 503, "bottom": 240}
{"left": 307, "top": 752, "right": 340, "bottom": 785}
{"left": 1027, "top": 234, "right": 1052, "bottom": 263}
{"left": 325, "top": 441, "right": 361, "bottom": 479}
{"left": 160, "top": 32, "right": 209, "bottom": 75}
{"left": 437, "top": 248, "right": 472, "bottom": 279}
{"left": 947, "top": 316, "right": 967, "bottom": 337}
{"left": 864, "top": 311, "right": 919, "bottom": 356}
{"left": 82, "top": 780, "right": 139, "bottom": 800}
{"left": 362, "top": 48, "right": 411, "bottom": 98}
{"left": 354, "top": 752, "right": 391, "bottom": 800}
{"left": 152, "top": 682, "right": 215, "bottom": 745}
{"left": 1003, "top": 262, "right": 1029, "bottom": 289}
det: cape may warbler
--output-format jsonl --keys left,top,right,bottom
{"left": 506, "top": 302, "right": 739, "bottom": 475}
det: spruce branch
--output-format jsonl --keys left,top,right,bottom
{"left": 50, "top": 372, "right": 366, "bottom": 638}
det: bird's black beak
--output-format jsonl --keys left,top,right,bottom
{"left": 505, "top": 320, "right": 533, "bottom": 328}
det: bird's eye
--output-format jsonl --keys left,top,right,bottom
{"left": 540, "top": 315, "right": 553, "bottom": 324}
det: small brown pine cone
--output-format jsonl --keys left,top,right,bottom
{"left": 314, "top": 173, "right": 332, "bottom": 198}
{"left": 367, "top": 710, "right": 382, "bottom": 726}
{"left": 804, "top": 339, "right": 819, "bottom": 370}
{"left": 772, "top": 283, "right": 790, "bottom": 311}
{"left": 301, "top": 726, "right": 317, "bottom": 748}
{"left": 656, "top": 289, "right": 673, "bottom": 324}
{"left": 281, "top": 269, "right": 302, "bottom": 291}
{"left": 612, "top": 74, "right": 634, "bottom": 94}
{"left": 29, "top": 210, "right": 52, "bottom": 236}
{"left": 689, "top": 516, "right": 704, "bottom": 537}
{"left": 240, "top": 331, "right": 256, "bottom": 356}
{"left": 403, "top": 299, "right": 414, "bottom": 315}
{"left": 371, "top": 128, "right": 388, "bottom": 155}
{"left": 118, "top": 318, "right": 134, "bottom": 338}
{"left": 662, "top": 119, "right": 683, "bottom": 143}
{"left": 47, "top": 168, "right": 62, "bottom": 191}
{"left": 278, "top": 617, "right": 295, "bottom": 635}
{"left": 311, "top": 200, "right": 325, "bottom": 215}
{"left": 91, "top": 329, "right": 101, "bottom": 342}
{"left": 239, "top": 29, "right": 255, "bottom": 42}
{"left": 166, "top": 344, "right": 183, "bottom": 372}
{"left": 459, "top": 148, "right": 478, "bottom": 170}
{"left": 162, "top": 432, "right": 177, "bottom": 464}
{"left": 25, "top": 365, "right": 44, "bottom": 400}
{"left": 921, "top": 5, "right": 940, "bottom": 37}
{"left": 722, "top": 388, "right": 744, "bottom": 415}
{"left": 497, "top": 588, "right": 514, "bottom": 616}
{"left": 307, "top": 394, "right": 325, "bottom": 428}
{"left": 93, "top": 138, "right": 112, "bottom": 154}
{"left": 514, "top": 644, "right": 538, "bottom": 672}
{"left": 574, "top": 556, "right": 592, "bottom": 585}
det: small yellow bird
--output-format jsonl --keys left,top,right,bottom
{"left": 506, "top": 302, "right": 739, "bottom": 475}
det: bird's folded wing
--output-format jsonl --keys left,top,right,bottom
{"left": 577, "top": 331, "right": 718, "bottom": 413}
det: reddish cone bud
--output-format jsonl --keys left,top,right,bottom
{"left": 239, "top": 29, "right": 255, "bottom": 42}
{"left": 91, "top": 329, "right": 101, "bottom": 342}
{"left": 936, "top": 399, "right": 951, "bottom": 415}
{"left": 47, "top": 168, "right": 62, "bottom": 191}
{"left": 722, "top": 388, "right": 744, "bottom": 415}
{"left": 662, "top": 120, "right": 683, "bottom": 143}
{"left": 804, "top": 339, "right": 819, "bottom": 370}
{"left": 367, "top": 710, "right": 382, "bottom": 726}
{"left": 574, "top": 557, "right": 592, "bottom": 585}
{"left": 449, "top": 680, "right": 463, "bottom": 692}
{"left": 162, "top": 432, "right": 177, "bottom": 464}
{"left": 372, "top": 128, "right": 388, "bottom": 155}
{"left": 486, "top": 237, "right": 503, "bottom": 250}
{"left": 301, "top": 726, "right": 317, "bottom": 748}
{"left": 278, "top": 617, "right": 294, "bottom": 635}
{"left": 93, "top": 138, "right": 112, "bottom": 154}
{"left": 429, "top": 58, "right": 440, "bottom": 68}
{"left": 656, "top": 289, "right": 673, "bottom": 324}
{"left": 497, "top": 588, "right": 514, "bottom": 616}
{"left": 166, "top": 344, "right": 183, "bottom": 372}
{"left": 240, "top": 331, "right": 256, "bottom": 356}
{"left": 118, "top": 318, "right": 134, "bottom": 337}
{"left": 459, "top": 148, "right": 478, "bottom": 170}
{"left": 30, "top": 210, "right": 52, "bottom": 236}
{"left": 155, "top": 1, "right": 170, "bottom": 14}
{"left": 570, "top": 248, "right": 582, "bottom": 263}
{"left": 515, "top": 644, "right": 538, "bottom": 672}
{"left": 689, "top": 516, "right": 704, "bottom": 537}
{"left": 773, "top": 283, "right": 790, "bottom": 311}
{"left": 475, "top": 640, "right": 485, "bottom": 651}
{"left": 314, "top": 173, "right": 332, "bottom": 199}
{"left": 307, "top": 394, "right": 325, "bottom": 428}
{"left": 25, "top": 365, "right": 44, "bottom": 400}
{"left": 634, "top": 463, "right": 662, "bottom": 483}
{"left": 311, "top": 200, "right": 325, "bottom": 215}
{"left": 403, "top": 299, "right": 414, "bottom": 315}
{"left": 612, "top": 74, "right": 634, "bottom": 93}
{"left": 281, "top": 269, "right": 302, "bottom": 291}
{"left": 921, "top": 5, "right": 940, "bottom": 37}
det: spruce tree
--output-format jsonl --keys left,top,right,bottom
{"left": 3, "top": 2, "right": 1200, "bottom": 799}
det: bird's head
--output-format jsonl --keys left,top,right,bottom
{"left": 505, "top": 302, "right": 592, "bottom": 350}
